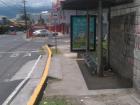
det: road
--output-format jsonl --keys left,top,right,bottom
{"left": 0, "top": 32, "right": 46, "bottom": 105}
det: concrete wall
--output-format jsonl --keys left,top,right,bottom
{"left": 110, "top": 1, "right": 140, "bottom": 91}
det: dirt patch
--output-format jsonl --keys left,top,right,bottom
{"left": 39, "top": 96, "right": 85, "bottom": 105}
{"left": 40, "top": 92, "right": 140, "bottom": 105}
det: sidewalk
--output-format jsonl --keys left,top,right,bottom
{"left": 43, "top": 36, "right": 140, "bottom": 105}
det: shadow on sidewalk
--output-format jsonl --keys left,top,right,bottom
{"left": 77, "top": 60, "right": 133, "bottom": 90}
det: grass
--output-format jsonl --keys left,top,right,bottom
{"left": 39, "top": 97, "right": 72, "bottom": 105}
{"left": 51, "top": 48, "right": 61, "bottom": 55}
{"left": 103, "top": 40, "right": 108, "bottom": 50}
{"left": 39, "top": 47, "right": 46, "bottom": 55}
{"left": 39, "top": 45, "right": 61, "bottom": 56}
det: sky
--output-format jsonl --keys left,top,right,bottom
{"left": 27, "top": 0, "right": 52, "bottom": 8}
{"left": 0, "top": 0, "right": 52, "bottom": 8}
{"left": 0, "top": 0, "right": 53, "bottom": 18}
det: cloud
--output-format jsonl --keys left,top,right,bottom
{"left": 0, "top": 0, "right": 21, "bottom": 7}
{"left": 0, "top": 0, "right": 52, "bottom": 8}
{"left": 27, "top": 0, "right": 52, "bottom": 8}
{"left": 0, "top": 0, "right": 52, "bottom": 18}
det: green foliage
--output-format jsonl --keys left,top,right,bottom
{"left": 39, "top": 98, "right": 71, "bottom": 105}
{"left": 16, "top": 25, "right": 26, "bottom": 31}
{"left": 103, "top": 40, "right": 107, "bottom": 50}
{"left": 51, "top": 48, "right": 61, "bottom": 55}
{"left": 0, "top": 25, "right": 9, "bottom": 34}
{"left": 20, "top": 14, "right": 30, "bottom": 21}
{"left": 73, "top": 35, "right": 86, "bottom": 48}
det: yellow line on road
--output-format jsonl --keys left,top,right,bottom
{"left": 27, "top": 45, "right": 52, "bottom": 105}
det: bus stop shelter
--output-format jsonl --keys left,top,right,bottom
{"left": 61, "top": 0, "right": 134, "bottom": 76}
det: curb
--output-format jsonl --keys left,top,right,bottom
{"left": 27, "top": 45, "right": 52, "bottom": 105}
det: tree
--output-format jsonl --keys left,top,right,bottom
{"left": 20, "top": 14, "right": 30, "bottom": 21}
{"left": 2, "top": 17, "right": 8, "bottom": 25}
{"left": 38, "top": 15, "right": 45, "bottom": 24}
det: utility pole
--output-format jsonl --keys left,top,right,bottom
{"left": 22, "top": 0, "right": 28, "bottom": 30}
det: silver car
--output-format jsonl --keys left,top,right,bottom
{"left": 33, "top": 29, "right": 49, "bottom": 37}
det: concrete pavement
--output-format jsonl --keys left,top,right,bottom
{"left": 44, "top": 35, "right": 140, "bottom": 105}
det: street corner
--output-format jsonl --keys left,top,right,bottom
{"left": 27, "top": 45, "right": 52, "bottom": 105}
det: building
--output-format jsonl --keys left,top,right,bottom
{"left": 60, "top": 0, "right": 140, "bottom": 93}
{"left": 30, "top": 13, "right": 49, "bottom": 24}
{"left": 108, "top": 0, "right": 140, "bottom": 92}
{"left": 0, "top": 16, "right": 9, "bottom": 25}
{"left": 51, "top": 0, "right": 108, "bottom": 35}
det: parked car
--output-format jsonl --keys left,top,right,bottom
{"left": 33, "top": 29, "right": 49, "bottom": 37}
{"left": 52, "top": 32, "right": 58, "bottom": 36}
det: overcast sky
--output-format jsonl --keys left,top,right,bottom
{"left": 0, "top": 0, "right": 53, "bottom": 17}
{"left": 0, "top": 0, "right": 52, "bottom": 8}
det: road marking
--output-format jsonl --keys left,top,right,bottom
{"left": 0, "top": 52, "right": 14, "bottom": 54}
{"left": 2, "top": 55, "right": 42, "bottom": 105}
{"left": 23, "top": 52, "right": 31, "bottom": 57}
{"left": 27, "top": 45, "right": 51, "bottom": 105}
{"left": 0, "top": 50, "right": 39, "bottom": 54}
{"left": 10, "top": 53, "right": 20, "bottom": 58}
{"left": 31, "top": 50, "right": 39, "bottom": 53}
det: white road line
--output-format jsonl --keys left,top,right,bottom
{"left": 2, "top": 55, "right": 42, "bottom": 105}
{"left": 0, "top": 52, "right": 14, "bottom": 54}
{"left": 10, "top": 53, "right": 20, "bottom": 58}
{"left": 23, "top": 52, "right": 31, "bottom": 57}
{"left": 0, "top": 50, "right": 39, "bottom": 54}
{"left": 29, "top": 50, "right": 40, "bottom": 53}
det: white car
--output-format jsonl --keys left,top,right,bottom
{"left": 33, "top": 29, "right": 49, "bottom": 37}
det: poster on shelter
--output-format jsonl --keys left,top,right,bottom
{"left": 71, "top": 15, "right": 96, "bottom": 51}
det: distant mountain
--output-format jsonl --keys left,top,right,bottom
{"left": 0, "top": 5, "right": 51, "bottom": 18}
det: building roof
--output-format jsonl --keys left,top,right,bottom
{"left": 61, "top": 0, "right": 134, "bottom": 10}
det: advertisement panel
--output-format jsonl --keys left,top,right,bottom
{"left": 71, "top": 15, "right": 96, "bottom": 51}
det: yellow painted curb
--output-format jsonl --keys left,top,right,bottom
{"left": 27, "top": 45, "right": 52, "bottom": 105}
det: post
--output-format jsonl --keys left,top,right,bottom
{"left": 86, "top": 10, "right": 89, "bottom": 52}
{"left": 107, "top": 7, "right": 111, "bottom": 69}
{"left": 97, "top": 0, "right": 104, "bottom": 77}
{"left": 23, "top": 0, "right": 27, "bottom": 30}
{"left": 54, "top": 21, "right": 58, "bottom": 54}
{"left": 55, "top": 35, "right": 57, "bottom": 53}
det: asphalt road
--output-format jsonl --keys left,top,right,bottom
{"left": 0, "top": 32, "right": 46, "bottom": 105}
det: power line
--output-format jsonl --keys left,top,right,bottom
{"left": 0, "top": 0, "right": 20, "bottom": 11}
{"left": 0, "top": 0, "right": 18, "bottom": 15}
{"left": 0, "top": 0, "right": 27, "bottom": 17}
